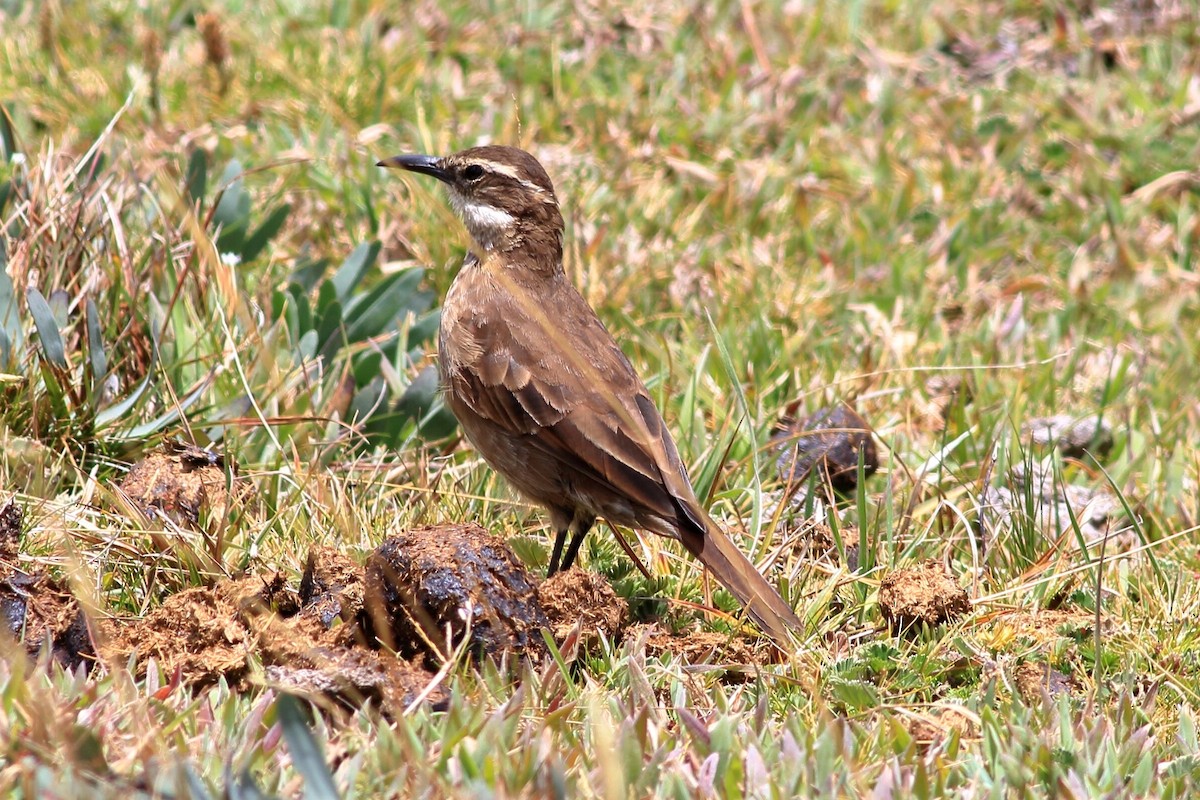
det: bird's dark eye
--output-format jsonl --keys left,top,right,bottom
{"left": 462, "top": 164, "right": 485, "bottom": 181}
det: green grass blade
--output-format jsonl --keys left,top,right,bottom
{"left": 276, "top": 694, "right": 340, "bottom": 800}
{"left": 185, "top": 148, "right": 208, "bottom": 209}
{"left": 94, "top": 373, "right": 153, "bottom": 428}
{"left": 241, "top": 202, "right": 292, "bottom": 263}
{"left": 0, "top": 264, "right": 21, "bottom": 357}
{"left": 329, "top": 241, "right": 380, "bottom": 303}
{"left": 85, "top": 297, "right": 107, "bottom": 404}
{"left": 26, "top": 287, "right": 67, "bottom": 368}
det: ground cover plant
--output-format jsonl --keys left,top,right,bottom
{"left": 1, "top": 0, "right": 1199, "bottom": 796}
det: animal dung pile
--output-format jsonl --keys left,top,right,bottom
{"left": 117, "top": 443, "right": 254, "bottom": 528}
{"left": 537, "top": 566, "right": 628, "bottom": 647}
{"left": 771, "top": 403, "right": 879, "bottom": 495}
{"left": 3, "top": 485, "right": 771, "bottom": 716}
{"left": 363, "top": 523, "right": 551, "bottom": 663}
{"left": 877, "top": 559, "right": 971, "bottom": 634}
{"left": 0, "top": 499, "right": 94, "bottom": 670}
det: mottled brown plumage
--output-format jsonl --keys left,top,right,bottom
{"left": 378, "top": 145, "right": 801, "bottom": 642}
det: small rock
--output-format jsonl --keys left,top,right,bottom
{"left": 1022, "top": 415, "right": 1114, "bottom": 460}
{"left": 364, "top": 524, "right": 548, "bottom": 663}
{"left": 878, "top": 560, "right": 970, "bottom": 633}
{"left": 772, "top": 404, "right": 878, "bottom": 494}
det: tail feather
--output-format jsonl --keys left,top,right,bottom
{"left": 678, "top": 516, "right": 802, "bottom": 644}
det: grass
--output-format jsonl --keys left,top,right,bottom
{"left": 2, "top": 0, "right": 1200, "bottom": 796}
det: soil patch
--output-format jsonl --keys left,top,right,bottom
{"left": 902, "top": 705, "right": 977, "bottom": 746}
{"left": 265, "top": 650, "right": 438, "bottom": 715}
{"left": 300, "top": 545, "right": 366, "bottom": 635}
{"left": 102, "top": 567, "right": 445, "bottom": 716}
{"left": 1002, "top": 608, "right": 1103, "bottom": 647}
{"left": 628, "top": 622, "right": 754, "bottom": 665}
{"left": 878, "top": 560, "right": 971, "bottom": 633}
{"left": 1013, "top": 661, "right": 1077, "bottom": 703}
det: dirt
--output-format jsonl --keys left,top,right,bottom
{"left": 265, "top": 650, "right": 440, "bottom": 715}
{"left": 92, "top": 529, "right": 651, "bottom": 715}
{"left": 1002, "top": 608, "right": 1103, "bottom": 647}
{"left": 299, "top": 545, "right": 366, "bottom": 632}
{"left": 771, "top": 403, "right": 878, "bottom": 495}
{"left": 103, "top": 579, "right": 260, "bottom": 680}
{"left": 537, "top": 567, "right": 628, "bottom": 646}
{"left": 4, "top": 496, "right": 772, "bottom": 714}
{"left": 1013, "top": 661, "right": 1077, "bottom": 703}
{"left": 0, "top": 498, "right": 95, "bottom": 670}
{"left": 902, "top": 705, "right": 977, "bottom": 747}
{"left": 101, "top": 562, "right": 446, "bottom": 716}
{"left": 364, "top": 523, "right": 549, "bottom": 664}
{"left": 116, "top": 443, "right": 254, "bottom": 528}
{"left": 878, "top": 560, "right": 971, "bottom": 633}
{"left": 627, "top": 623, "right": 754, "bottom": 666}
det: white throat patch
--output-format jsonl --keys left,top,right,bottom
{"left": 450, "top": 192, "right": 516, "bottom": 250}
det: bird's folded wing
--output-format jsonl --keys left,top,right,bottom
{"left": 446, "top": 286, "right": 706, "bottom": 535}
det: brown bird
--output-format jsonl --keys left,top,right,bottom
{"left": 378, "top": 145, "right": 801, "bottom": 642}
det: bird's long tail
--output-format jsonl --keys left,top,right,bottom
{"left": 678, "top": 516, "right": 802, "bottom": 645}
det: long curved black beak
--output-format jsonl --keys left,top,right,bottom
{"left": 376, "top": 154, "right": 450, "bottom": 183}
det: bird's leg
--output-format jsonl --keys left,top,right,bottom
{"left": 547, "top": 507, "right": 573, "bottom": 576}
{"left": 559, "top": 513, "right": 595, "bottom": 572}
{"left": 547, "top": 527, "right": 569, "bottom": 576}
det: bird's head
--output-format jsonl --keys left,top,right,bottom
{"left": 379, "top": 145, "right": 564, "bottom": 261}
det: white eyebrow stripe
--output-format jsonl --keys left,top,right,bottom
{"left": 473, "top": 161, "right": 551, "bottom": 196}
